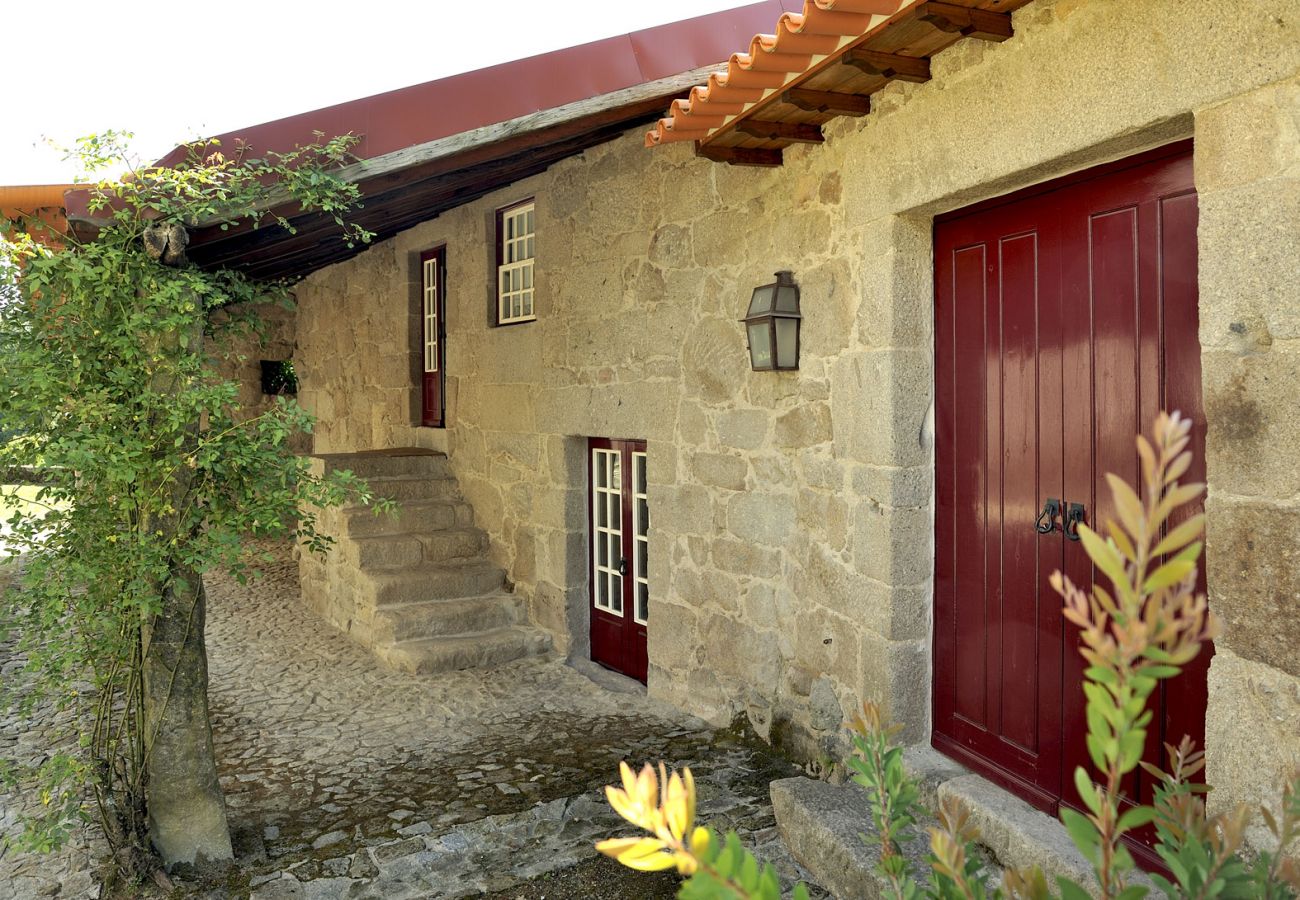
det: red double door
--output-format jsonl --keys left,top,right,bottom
{"left": 933, "top": 143, "right": 1208, "bottom": 833}
{"left": 589, "top": 438, "right": 649, "bottom": 683}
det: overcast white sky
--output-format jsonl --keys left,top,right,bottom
{"left": 2, "top": 0, "right": 749, "bottom": 185}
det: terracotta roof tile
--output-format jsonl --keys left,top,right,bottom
{"left": 644, "top": 0, "right": 916, "bottom": 148}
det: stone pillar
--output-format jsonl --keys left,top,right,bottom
{"left": 1194, "top": 74, "right": 1300, "bottom": 851}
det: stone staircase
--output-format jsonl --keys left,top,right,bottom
{"left": 297, "top": 449, "right": 552, "bottom": 674}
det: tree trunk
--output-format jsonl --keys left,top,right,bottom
{"left": 141, "top": 566, "right": 233, "bottom": 866}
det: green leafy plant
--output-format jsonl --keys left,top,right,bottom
{"left": 598, "top": 412, "right": 1300, "bottom": 898}
{"left": 0, "top": 130, "right": 382, "bottom": 880}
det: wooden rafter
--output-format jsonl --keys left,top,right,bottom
{"left": 840, "top": 48, "right": 932, "bottom": 83}
{"left": 914, "top": 2, "right": 1013, "bottom": 42}
{"left": 694, "top": 143, "right": 784, "bottom": 167}
{"left": 782, "top": 88, "right": 871, "bottom": 117}
{"left": 733, "top": 120, "right": 825, "bottom": 144}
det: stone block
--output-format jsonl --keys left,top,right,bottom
{"left": 674, "top": 567, "right": 741, "bottom": 616}
{"left": 1194, "top": 76, "right": 1299, "bottom": 194}
{"left": 937, "top": 776, "right": 1093, "bottom": 888}
{"left": 726, "top": 491, "right": 796, "bottom": 547}
{"left": 1205, "top": 497, "right": 1300, "bottom": 676}
{"left": 831, "top": 350, "right": 932, "bottom": 468}
{"left": 655, "top": 483, "right": 716, "bottom": 537}
{"left": 711, "top": 538, "right": 781, "bottom": 580}
{"left": 794, "top": 544, "right": 928, "bottom": 641}
{"left": 681, "top": 318, "right": 751, "bottom": 406}
{"left": 1205, "top": 647, "right": 1300, "bottom": 852}
{"left": 855, "top": 215, "right": 933, "bottom": 350}
{"left": 853, "top": 502, "right": 932, "bottom": 586}
{"left": 771, "top": 777, "right": 931, "bottom": 900}
{"left": 858, "top": 632, "right": 928, "bottom": 744}
{"left": 477, "top": 384, "right": 536, "bottom": 432}
{"left": 1203, "top": 350, "right": 1300, "bottom": 499}
{"left": 700, "top": 614, "right": 780, "bottom": 686}
{"left": 851, "top": 465, "right": 932, "bottom": 508}
{"left": 691, "top": 452, "right": 748, "bottom": 492}
{"left": 1197, "top": 178, "right": 1300, "bottom": 345}
{"left": 774, "top": 403, "right": 832, "bottom": 449}
{"left": 794, "top": 606, "right": 861, "bottom": 689}
{"left": 715, "top": 408, "right": 770, "bottom": 451}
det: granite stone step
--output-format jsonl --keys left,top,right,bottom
{"left": 376, "top": 627, "right": 553, "bottom": 675}
{"left": 348, "top": 529, "right": 488, "bottom": 569}
{"left": 317, "top": 449, "right": 453, "bottom": 480}
{"left": 371, "top": 593, "right": 522, "bottom": 644}
{"left": 350, "top": 475, "right": 461, "bottom": 504}
{"left": 343, "top": 500, "right": 475, "bottom": 537}
{"left": 363, "top": 562, "right": 507, "bottom": 606}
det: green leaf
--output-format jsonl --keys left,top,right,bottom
{"left": 1117, "top": 805, "right": 1158, "bottom": 833}
{"left": 1057, "top": 876, "right": 1093, "bottom": 900}
{"left": 1079, "top": 525, "right": 1128, "bottom": 591}
{"left": 1142, "top": 559, "right": 1195, "bottom": 593}
{"left": 1060, "top": 807, "right": 1100, "bottom": 863}
{"left": 1074, "top": 768, "right": 1101, "bottom": 814}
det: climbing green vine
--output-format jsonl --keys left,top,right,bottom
{"left": 0, "top": 130, "right": 378, "bottom": 880}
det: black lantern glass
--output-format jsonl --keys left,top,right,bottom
{"left": 743, "top": 270, "right": 801, "bottom": 371}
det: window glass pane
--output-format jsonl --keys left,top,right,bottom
{"left": 525, "top": 236, "right": 535, "bottom": 260}
{"left": 595, "top": 453, "right": 606, "bottom": 488}
{"left": 610, "top": 453, "right": 621, "bottom": 488}
{"left": 598, "top": 536, "right": 608, "bottom": 567}
{"left": 775, "top": 317, "right": 798, "bottom": 367}
{"left": 598, "top": 574, "right": 608, "bottom": 606}
{"left": 525, "top": 208, "right": 534, "bottom": 235}
{"left": 747, "top": 322, "right": 773, "bottom": 369}
{"left": 522, "top": 294, "right": 532, "bottom": 317}
{"left": 609, "top": 575, "right": 622, "bottom": 613}
{"left": 597, "top": 495, "right": 608, "bottom": 527}
{"left": 746, "top": 285, "right": 775, "bottom": 316}
{"left": 636, "top": 540, "right": 647, "bottom": 576}
{"left": 607, "top": 495, "right": 620, "bottom": 534}
{"left": 637, "top": 498, "right": 649, "bottom": 534}
{"left": 635, "top": 455, "right": 647, "bottom": 494}
{"left": 523, "top": 265, "right": 532, "bottom": 289}
{"left": 638, "top": 583, "right": 649, "bottom": 622}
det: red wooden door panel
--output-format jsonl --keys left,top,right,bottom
{"left": 934, "top": 143, "right": 1207, "bottom": 848}
{"left": 934, "top": 188, "right": 1066, "bottom": 808}
{"left": 420, "top": 248, "right": 446, "bottom": 428}
{"left": 589, "top": 438, "right": 649, "bottom": 683}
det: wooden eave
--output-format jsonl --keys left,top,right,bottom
{"left": 649, "top": 0, "right": 1033, "bottom": 166}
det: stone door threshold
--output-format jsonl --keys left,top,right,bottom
{"left": 771, "top": 746, "right": 1121, "bottom": 899}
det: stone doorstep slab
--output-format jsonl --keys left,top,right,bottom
{"left": 772, "top": 746, "right": 1126, "bottom": 899}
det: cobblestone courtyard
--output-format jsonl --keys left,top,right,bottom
{"left": 1, "top": 545, "right": 823, "bottom": 898}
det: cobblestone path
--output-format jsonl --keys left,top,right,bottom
{"left": 3, "top": 545, "right": 824, "bottom": 898}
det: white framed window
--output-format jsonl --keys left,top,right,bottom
{"left": 422, "top": 256, "right": 439, "bottom": 373}
{"left": 591, "top": 447, "right": 623, "bottom": 617}
{"left": 496, "top": 199, "right": 535, "bottom": 325}
{"left": 632, "top": 451, "right": 649, "bottom": 625}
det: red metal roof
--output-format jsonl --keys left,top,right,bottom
{"left": 60, "top": 3, "right": 807, "bottom": 279}
{"left": 152, "top": 3, "right": 803, "bottom": 170}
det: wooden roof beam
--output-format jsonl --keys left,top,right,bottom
{"left": 695, "top": 143, "right": 784, "bottom": 167}
{"left": 782, "top": 88, "right": 871, "bottom": 117}
{"left": 733, "top": 120, "right": 825, "bottom": 144}
{"left": 841, "top": 48, "right": 931, "bottom": 84}
{"left": 914, "top": 2, "right": 1013, "bottom": 42}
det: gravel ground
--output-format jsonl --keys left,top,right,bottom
{"left": 1, "top": 543, "right": 826, "bottom": 898}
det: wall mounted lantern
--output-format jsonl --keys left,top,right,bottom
{"left": 742, "top": 270, "right": 802, "bottom": 371}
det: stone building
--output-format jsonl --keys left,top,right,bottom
{"left": 56, "top": 0, "right": 1300, "bottom": 872}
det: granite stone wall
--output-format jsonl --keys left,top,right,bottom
{"left": 286, "top": 0, "right": 1299, "bottom": 844}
